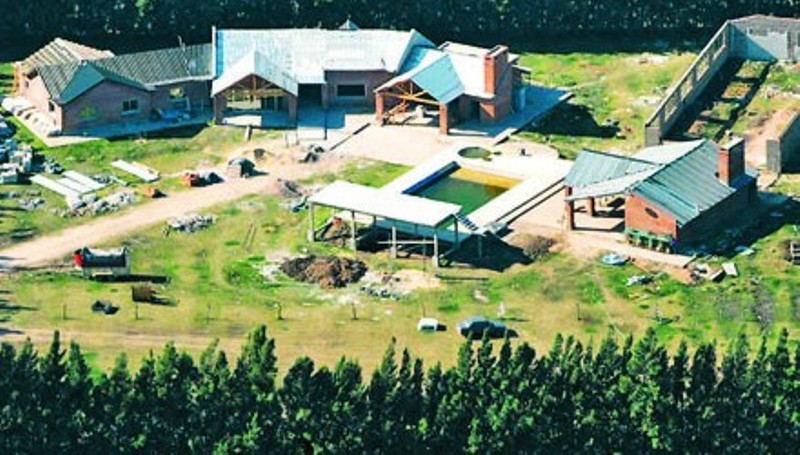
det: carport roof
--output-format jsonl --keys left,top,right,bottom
{"left": 309, "top": 181, "right": 462, "bottom": 228}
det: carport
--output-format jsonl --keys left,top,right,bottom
{"left": 307, "top": 181, "right": 463, "bottom": 267}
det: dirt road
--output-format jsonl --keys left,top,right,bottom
{"left": 0, "top": 155, "right": 347, "bottom": 270}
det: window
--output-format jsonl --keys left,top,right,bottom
{"left": 48, "top": 101, "right": 56, "bottom": 112}
{"left": 645, "top": 207, "right": 659, "bottom": 219}
{"left": 336, "top": 84, "right": 366, "bottom": 98}
{"left": 121, "top": 99, "right": 139, "bottom": 115}
{"left": 169, "top": 87, "right": 185, "bottom": 100}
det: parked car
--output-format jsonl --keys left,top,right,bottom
{"left": 457, "top": 316, "right": 518, "bottom": 340}
{"left": 417, "top": 317, "right": 446, "bottom": 332}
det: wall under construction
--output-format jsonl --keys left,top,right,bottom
{"left": 644, "top": 15, "right": 800, "bottom": 146}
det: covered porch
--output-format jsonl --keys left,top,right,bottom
{"left": 211, "top": 50, "right": 299, "bottom": 128}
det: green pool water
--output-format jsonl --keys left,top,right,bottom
{"left": 413, "top": 167, "right": 519, "bottom": 214}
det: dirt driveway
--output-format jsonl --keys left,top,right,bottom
{"left": 0, "top": 154, "right": 347, "bottom": 270}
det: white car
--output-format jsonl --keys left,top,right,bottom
{"left": 417, "top": 317, "right": 445, "bottom": 332}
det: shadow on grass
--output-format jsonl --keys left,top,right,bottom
{"left": 687, "top": 195, "right": 799, "bottom": 258}
{"left": 91, "top": 274, "right": 170, "bottom": 284}
{"left": 113, "top": 123, "right": 206, "bottom": 142}
{"left": 523, "top": 103, "right": 619, "bottom": 139}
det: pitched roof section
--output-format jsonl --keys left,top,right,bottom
{"left": 57, "top": 63, "right": 150, "bottom": 104}
{"left": 38, "top": 44, "right": 212, "bottom": 104}
{"left": 375, "top": 42, "right": 519, "bottom": 103}
{"left": 566, "top": 139, "right": 758, "bottom": 227}
{"left": 214, "top": 28, "right": 435, "bottom": 84}
{"left": 564, "top": 149, "right": 660, "bottom": 188}
{"left": 212, "top": 50, "right": 299, "bottom": 96}
{"left": 20, "top": 38, "right": 113, "bottom": 74}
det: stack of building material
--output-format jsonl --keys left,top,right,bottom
{"left": 112, "top": 160, "right": 159, "bottom": 182}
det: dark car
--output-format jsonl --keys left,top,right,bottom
{"left": 457, "top": 316, "right": 518, "bottom": 340}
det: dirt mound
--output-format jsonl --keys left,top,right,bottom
{"left": 280, "top": 255, "right": 367, "bottom": 288}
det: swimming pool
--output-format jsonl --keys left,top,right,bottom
{"left": 410, "top": 166, "right": 519, "bottom": 214}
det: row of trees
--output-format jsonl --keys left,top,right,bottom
{"left": 0, "top": 326, "right": 797, "bottom": 453}
{"left": 2, "top": 0, "right": 799, "bottom": 52}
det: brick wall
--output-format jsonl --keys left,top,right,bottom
{"left": 20, "top": 74, "right": 59, "bottom": 126}
{"left": 479, "top": 46, "right": 513, "bottom": 123}
{"left": 61, "top": 81, "right": 152, "bottom": 131}
{"left": 678, "top": 180, "right": 757, "bottom": 245}
{"left": 150, "top": 81, "right": 211, "bottom": 113}
{"left": 624, "top": 194, "right": 678, "bottom": 238}
{"left": 325, "top": 70, "right": 392, "bottom": 106}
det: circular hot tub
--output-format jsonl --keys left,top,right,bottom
{"left": 457, "top": 147, "right": 492, "bottom": 160}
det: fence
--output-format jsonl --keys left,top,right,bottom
{"left": 767, "top": 113, "right": 800, "bottom": 174}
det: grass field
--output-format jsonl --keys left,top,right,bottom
{"left": 0, "top": 124, "right": 282, "bottom": 246}
{"left": 516, "top": 51, "right": 696, "bottom": 158}
{"left": 1, "top": 47, "right": 799, "bottom": 376}
{"left": 3, "top": 159, "right": 797, "bottom": 374}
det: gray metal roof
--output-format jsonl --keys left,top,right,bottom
{"left": 212, "top": 50, "right": 299, "bottom": 96}
{"left": 38, "top": 44, "right": 212, "bottom": 104}
{"left": 566, "top": 139, "right": 757, "bottom": 226}
{"left": 214, "top": 28, "right": 434, "bottom": 84}
{"left": 564, "top": 149, "right": 659, "bottom": 188}
{"left": 309, "top": 181, "right": 461, "bottom": 228}
{"left": 20, "top": 38, "right": 113, "bottom": 74}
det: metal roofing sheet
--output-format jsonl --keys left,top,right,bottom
{"left": 631, "top": 140, "right": 737, "bottom": 226}
{"left": 211, "top": 50, "right": 298, "bottom": 96}
{"left": 21, "top": 38, "right": 113, "bottom": 74}
{"left": 564, "top": 149, "right": 659, "bottom": 187}
{"left": 309, "top": 181, "right": 461, "bottom": 228}
{"left": 568, "top": 169, "right": 660, "bottom": 200}
{"left": 633, "top": 139, "right": 704, "bottom": 163}
{"left": 39, "top": 44, "right": 212, "bottom": 104}
{"left": 215, "top": 29, "right": 434, "bottom": 84}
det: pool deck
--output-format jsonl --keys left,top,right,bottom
{"left": 380, "top": 146, "right": 571, "bottom": 238}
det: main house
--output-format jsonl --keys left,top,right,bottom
{"left": 564, "top": 138, "right": 758, "bottom": 251}
{"left": 14, "top": 22, "right": 528, "bottom": 136}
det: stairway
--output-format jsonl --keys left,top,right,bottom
{"left": 454, "top": 213, "right": 480, "bottom": 233}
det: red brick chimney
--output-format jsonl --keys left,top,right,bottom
{"left": 484, "top": 45, "right": 509, "bottom": 95}
{"left": 718, "top": 137, "right": 745, "bottom": 186}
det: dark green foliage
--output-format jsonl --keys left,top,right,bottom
{"left": 1, "top": 1, "right": 799, "bottom": 56}
{"left": 0, "top": 326, "right": 797, "bottom": 452}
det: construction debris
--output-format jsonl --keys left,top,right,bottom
{"left": 166, "top": 213, "right": 215, "bottom": 233}
{"left": 19, "top": 197, "right": 45, "bottom": 211}
{"left": 626, "top": 274, "right": 654, "bottom": 286}
{"left": 722, "top": 262, "right": 738, "bottom": 277}
{"left": 112, "top": 160, "right": 159, "bottom": 182}
{"left": 226, "top": 157, "right": 256, "bottom": 178}
{"left": 91, "top": 300, "right": 119, "bottom": 315}
{"left": 280, "top": 255, "right": 367, "bottom": 288}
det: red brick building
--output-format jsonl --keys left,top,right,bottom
{"left": 14, "top": 39, "right": 212, "bottom": 136}
{"left": 564, "top": 138, "right": 758, "bottom": 251}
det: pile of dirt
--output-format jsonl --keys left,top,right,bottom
{"left": 280, "top": 255, "right": 367, "bottom": 288}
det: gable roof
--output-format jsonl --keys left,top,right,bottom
{"left": 214, "top": 28, "right": 435, "bottom": 85}
{"left": 212, "top": 50, "right": 299, "bottom": 96}
{"left": 38, "top": 44, "right": 212, "bottom": 104}
{"left": 566, "top": 139, "right": 757, "bottom": 227}
{"left": 375, "top": 42, "right": 520, "bottom": 103}
{"left": 20, "top": 38, "right": 113, "bottom": 75}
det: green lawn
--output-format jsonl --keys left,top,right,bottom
{"left": 3, "top": 160, "right": 797, "bottom": 374}
{"left": 0, "top": 62, "right": 13, "bottom": 95}
{"left": 516, "top": 51, "right": 696, "bottom": 158}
